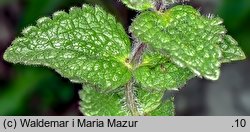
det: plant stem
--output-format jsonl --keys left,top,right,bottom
{"left": 130, "top": 43, "right": 147, "bottom": 67}
{"left": 125, "top": 79, "right": 140, "bottom": 116}
{"left": 155, "top": 0, "right": 165, "bottom": 11}
{"left": 125, "top": 43, "right": 147, "bottom": 116}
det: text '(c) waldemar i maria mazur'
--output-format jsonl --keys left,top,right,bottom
{"left": 19, "top": 119, "right": 139, "bottom": 128}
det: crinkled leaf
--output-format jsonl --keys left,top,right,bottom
{"left": 79, "top": 85, "right": 128, "bottom": 116}
{"left": 220, "top": 35, "right": 246, "bottom": 63}
{"left": 136, "top": 88, "right": 164, "bottom": 114}
{"left": 137, "top": 50, "right": 194, "bottom": 91}
{"left": 131, "top": 5, "right": 228, "bottom": 80}
{"left": 120, "top": 0, "right": 154, "bottom": 11}
{"left": 135, "top": 62, "right": 193, "bottom": 91}
{"left": 4, "top": 5, "right": 132, "bottom": 89}
{"left": 148, "top": 98, "right": 175, "bottom": 116}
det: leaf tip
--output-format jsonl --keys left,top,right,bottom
{"left": 204, "top": 69, "right": 220, "bottom": 81}
{"left": 241, "top": 52, "right": 247, "bottom": 60}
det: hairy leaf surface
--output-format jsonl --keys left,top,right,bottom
{"left": 148, "top": 98, "right": 175, "bottom": 116}
{"left": 136, "top": 88, "right": 164, "bottom": 114}
{"left": 135, "top": 62, "right": 193, "bottom": 90}
{"left": 4, "top": 5, "right": 132, "bottom": 89}
{"left": 130, "top": 5, "right": 231, "bottom": 80}
{"left": 79, "top": 86, "right": 128, "bottom": 116}
{"left": 220, "top": 35, "right": 246, "bottom": 63}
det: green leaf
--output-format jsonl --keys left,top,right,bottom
{"left": 136, "top": 88, "right": 164, "bottom": 114}
{"left": 4, "top": 5, "right": 132, "bottom": 90}
{"left": 120, "top": 0, "right": 154, "bottom": 11}
{"left": 80, "top": 85, "right": 175, "bottom": 116}
{"left": 79, "top": 85, "right": 128, "bottom": 116}
{"left": 130, "top": 5, "right": 228, "bottom": 80}
{"left": 134, "top": 62, "right": 193, "bottom": 90}
{"left": 140, "top": 50, "right": 168, "bottom": 67}
{"left": 148, "top": 98, "right": 175, "bottom": 116}
{"left": 137, "top": 50, "right": 193, "bottom": 91}
{"left": 220, "top": 35, "right": 246, "bottom": 63}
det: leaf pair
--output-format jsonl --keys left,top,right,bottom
{"left": 3, "top": 4, "right": 184, "bottom": 116}
{"left": 80, "top": 85, "right": 174, "bottom": 116}
{"left": 4, "top": 4, "right": 193, "bottom": 92}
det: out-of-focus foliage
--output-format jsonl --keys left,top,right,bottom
{"left": 0, "top": 0, "right": 16, "bottom": 5}
{"left": 19, "top": 0, "right": 124, "bottom": 29}
{"left": 0, "top": 66, "right": 74, "bottom": 115}
{"left": 19, "top": 0, "right": 64, "bottom": 29}
{"left": 218, "top": 0, "right": 250, "bottom": 56}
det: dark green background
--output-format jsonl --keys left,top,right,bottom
{"left": 0, "top": 0, "right": 249, "bottom": 116}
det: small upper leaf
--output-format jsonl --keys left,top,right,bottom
{"left": 120, "top": 0, "right": 155, "bottom": 11}
{"left": 148, "top": 98, "right": 175, "bottom": 116}
{"left": 140, "top": 49, "right": 168, "bottom": 67}
{"left": 130, "top": 5, "right": 229, "bottom": 80}
{"left": 4, "top": 5, "right": 132, "bottom": 90}
{"left": 220, "top": 35, "right": 246, "bottom": 63}
{"left": 136, "top": 88, "right": 164, "bottom": 114}
{"left": 79, "top": 85, "right": 128, "bottom": 116}
{"left": 134, "top": 62, "right": 193, "bottom": 90}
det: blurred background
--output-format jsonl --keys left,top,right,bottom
{"left": 0, "top": 0, "right": 249, "bottom": 116}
